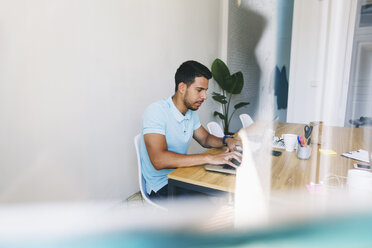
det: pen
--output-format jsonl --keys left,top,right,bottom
{"left": 301, "top": 136, "right": 306, "bottom": 147}
{"left": 300, "top": 136, "right": 304, "bottom": 146}
{"left": 297, "top": 136, "right": 303, "bottom": 147}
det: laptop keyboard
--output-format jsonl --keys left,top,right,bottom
{"left": 222, "top": 158, "right": 241, "bottom": 170}
{"left": 222, "top": 164, "right": 236, "bottom": 170}
{"left": 231, "top": 158, "right": 241, "bottom": 166}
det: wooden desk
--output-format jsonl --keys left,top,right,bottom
{"left": 168, "top": 147, "right": 235, "bottom": 196}
{"left": 168, "top": 121, "right": 372, "bottom": 196}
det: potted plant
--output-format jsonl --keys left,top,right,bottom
{"left": 211, "top": 58, "right": 250, "bottom": 134}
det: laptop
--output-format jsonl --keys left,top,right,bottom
{"left": 204, "top": 156, "right": 241, "bottom": 175}
{"left": 204, "top": 146, "right": 242, "bottom": 175}
{"left": 204, "top": 163, "right": 237, "bottom": 175}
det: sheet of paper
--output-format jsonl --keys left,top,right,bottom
{"left": 341, "top": 149, "right": 370, "bottom": 163}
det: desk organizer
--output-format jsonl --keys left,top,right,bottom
{"left": 297, "top": 145, "right": 311, "bottom": 160}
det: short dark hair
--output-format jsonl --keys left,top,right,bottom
{"left": 174, "top": 60, "right": 212, "bottom": 92}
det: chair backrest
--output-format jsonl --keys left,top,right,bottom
{"left": 207, "top": 121, "right": 224, "bottom": 138}
{"left": 349, "top": 116, "right": 372, "bottom": 128}
{"left": 239, "top": 114, "right": 254, "bottom": 128}
{"left": 134, "top": 134, "right": 166, "bottom": 210}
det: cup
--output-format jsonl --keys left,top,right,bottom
{"left": 297, "top": 145, "right": 311, "bottom": 160}
{"left": 283, "top": 134, "right": 297, "bottom": 152}
{"left": 348, "top": 169, "right": 372, "bottom": 197}
{"left": 348, "top": 169, "right": 372, "bottom": 192}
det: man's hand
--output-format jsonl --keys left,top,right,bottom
{"left": 225, "top": 137, "right": 242, "bottom": 152}
{"left": 206, "top": 150, "right": 242, "bottom": 168}
{"left": 193, "top": 126, "right": 243, "bottom": 151}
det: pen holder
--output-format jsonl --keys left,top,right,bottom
{"left": 297, "top": 145, "right": 311, "bottom": 160}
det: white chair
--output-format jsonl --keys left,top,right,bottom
{"left": 207, "top": 121, "right": 224, "bottom": 138}
{"left": 134, "top": 134, "right": 166, "bottom": 210}
{"left": 239, "top": 113, "right": 254, "bottom": 128}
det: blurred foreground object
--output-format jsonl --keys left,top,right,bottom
{"left": 1, "top": 193, "right": 372, "bottom": 247}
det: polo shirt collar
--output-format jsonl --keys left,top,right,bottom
{"left": 167, "top": 95, "right": 192, "bottom": 122}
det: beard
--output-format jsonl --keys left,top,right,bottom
{"left": 184, "top": 99, "right": 198, "bottom": 111}
{"left": 184, "top": 92, "right": 203, "bottom": 111}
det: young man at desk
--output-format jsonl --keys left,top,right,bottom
{"left": 139, "top": 60, "right": 242, "bottom": 200}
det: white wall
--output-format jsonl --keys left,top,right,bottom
{"left": 287, "top": 0, "right": 357, "bottom": 126}
{"left": 0, "top": 0, "right": 222, "bottom": 202}
{"left": 344, "top": 0, "right": 372, "bottom": 126}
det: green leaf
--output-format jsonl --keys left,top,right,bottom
{"left": 226, "top": 72, "right": 244, "bottom": 94}
{"left": 212, "top": 92, "right": 227, "bottom": 104}
{"left": 211, "top": 59, "right": 230, "bottom": 91}
{"left": 234, "top": 102, "right": 250, "bottom": 109}
{"left": 212, "top": 92, "right": 225, "bottom": 98}
{"left": 213, "top": 111, "right": 225, "bottom": 120}
{"left": 212, "top": 96, "right": 227, "bottom": 104}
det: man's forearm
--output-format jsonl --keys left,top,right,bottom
{"left": 150, "top": 151, "right": 211, "bottom": 170}
{"left": 203, "top": 133, "right": 224, "bottom": 148}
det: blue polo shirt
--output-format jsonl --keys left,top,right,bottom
{"left": 139, "top": 96, "right": 201, "bottom": 194}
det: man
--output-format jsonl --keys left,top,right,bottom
{"left": 139, "top": 60, "right": 242, "bottom": 199}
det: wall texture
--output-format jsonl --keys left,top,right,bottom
{"left": 226, "top": 0, "right": 277, "bottom": 132}
{"left": 0, "top": 0, "right": 222, "bottom": 202}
